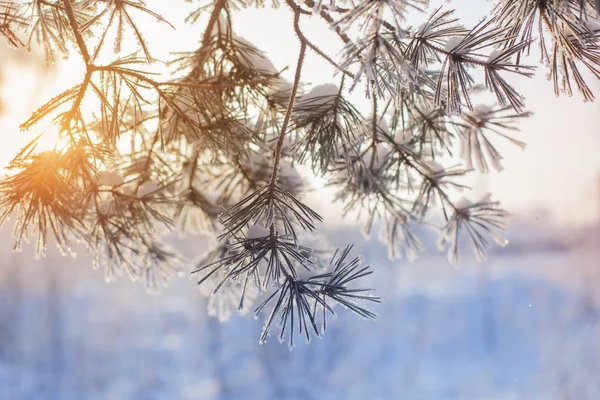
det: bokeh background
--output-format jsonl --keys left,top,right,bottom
{"left": 1, "top": 1, "right": 599, "bottom": 399}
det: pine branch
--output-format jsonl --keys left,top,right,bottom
{"left": 62, "top": 0, "right": 90, "bottom": 63}
{"left": 269, "top": 0, "right": 308, "bottom": 188}
{"left": 1, "top": 0, "right": 593, "bottom": 346}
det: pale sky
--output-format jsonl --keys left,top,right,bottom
{"left": 0, "top": 0, "right": 598, "bottom": 226}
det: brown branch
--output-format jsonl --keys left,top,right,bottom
{"left": 62, "top": 0, "right": 90, "bottom": 64}
{"left": 188, "top": 0, "right": 228, "bottom": 79}
{"left": 57, "top": 69, "right": 92, "bottom": 140}
{"left": 269, "top": 0, "right": 308, "bottom": 188}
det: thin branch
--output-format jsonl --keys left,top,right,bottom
{"left": 269, "top": 0, "right": 308, "bottom": 187}
{"left": 62, "top": 0, "right": 90, "bottom": 64}
{"left": 305, "top": 37, "right": 355, "bottom": 79}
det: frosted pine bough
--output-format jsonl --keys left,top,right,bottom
{"left": 0, "top": 0, "right": 598, "bottom": 345}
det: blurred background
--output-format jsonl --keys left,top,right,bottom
{"left": 1, "top": 1, "right": 600, "bottom": 399}
{"left": 0, "top": 210, "right": 599, "bottom": 399}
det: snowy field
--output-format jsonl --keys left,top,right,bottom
{"left": 0, "top": 220, "right": 598, "bottom": 400}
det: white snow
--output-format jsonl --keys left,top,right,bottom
{"left": 165, "top": 92, "right": 208, "bottom": 145}
{"left": 298, "top": 83, "right": 339, "bottom": 107}
{"left": 361, "top": 144, "right": 391, "bottom": 169}
{"left": 416, "top": 22, "right": 432, "bottom": 36}
{"left": 487, "top": 47, "right": 513, "bottom": 64}
{"left": 472, "top": 104, "right": 495, "bottom": 117}
{"left": 444, "top": 36, "right": 465, "bottom": 53}
{"left": 487, "top": 49, "right": 503, "bottom": 63}
{"left": 279, "top": 162, "right": 303, "bottom": 187}
{"left": 395, "top": 132, "right": 413, "bottom": 145}
{"left": 209, "top": 14, "right": 229, "bottom": 37}
{"left": 234, "top": 34, "right": 277, "bottom": 74}
{"left": 460, "top": 130, "right": 474, "bottom": 170}
{"left": 246, "top": 224, "right": 270, "bottom": 239}
{"left": 246, "top": 151, "right": 267, "bottom": 173}
{"left": 208, "top": 16, "right": 277, "bottom": 76}
{"left": 375, "top": 116, "right": 390, "bottom": 134}
{"left": 422, "top": 160, "right": 445, "bottom": 174}
{"left": 305, "top": 83, "right": 339, "bottom": 99}
{"left": 366, "top": 115, "right": 392, "bottom": 141}
{"left": 474, "top": 104, "right": 494, "bottom": 113}
{"left": 587, "top": 19, "right": 600, "bottom": 32}
{"left": 137, "top": 181, "right": 159, "bottom": 198}
{"left": 267, "top": 79, "right": 294, "bottom": 106}
{"left": 455, "top": 196, "right": 475, "bottom": 209}
{"left": 96, "top": 199, "right": 116, "bottom": 215}
{"left": 96, "top": 171, "right": 124, "bottom": 187}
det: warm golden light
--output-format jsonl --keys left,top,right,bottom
{"left": 0, "top": 1, "right": 598, "bottom": 227}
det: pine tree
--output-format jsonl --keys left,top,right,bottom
{"left": 0, "top": 0, "right": 598, "bottom": 346}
